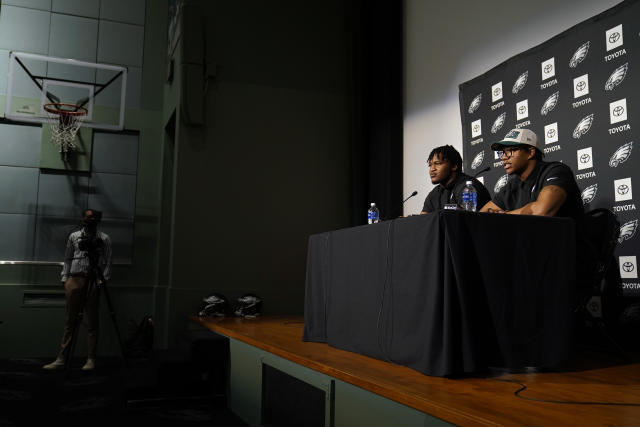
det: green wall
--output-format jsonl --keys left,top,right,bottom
{"left": 161, "top": 0, "right": 353, "bottom": 347}
{"left": 0, "top": 0, "right": 355, "bottom": 357}
{"left": 0, "top": 0, "right": 168, "bottom": 358}
{"left": 227, "top": 337, "right": 452, "bottom": 427}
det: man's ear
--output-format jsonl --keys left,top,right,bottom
{"left": 452, "top": 163, "right": 459, "bottom": 172}
{"left": 527, "top": 147, "right": 536, "bottom": 160}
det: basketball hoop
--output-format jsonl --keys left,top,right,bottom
{"left": 43, "top": 103, "right": 88, "bottom": 160}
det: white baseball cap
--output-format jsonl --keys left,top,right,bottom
{"left": 491, "top": 128, "right": 540, "bottom": 151}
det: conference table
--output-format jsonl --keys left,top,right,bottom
{"left": 303, "top": 210, "right": 576, "bottom": 377}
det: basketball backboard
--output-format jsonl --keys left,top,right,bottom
{"left": 4, "top": 51, "right": 127, "bottom": 131}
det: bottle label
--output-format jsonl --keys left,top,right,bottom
{"left": 462, "top": 192, "right": 477, "bottom": 203}
{"left": 368, "top": 211, "right": 379, "bottom": 220}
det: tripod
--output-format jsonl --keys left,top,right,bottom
{"left": 63, "top": 247, "right": 127, "bottom": 372}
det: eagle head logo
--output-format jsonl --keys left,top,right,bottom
{"left": 493, "top": 174, "right": 509, "bottom": 193}
{"left": 471, "top": 151, "right": 485, "bottom": 170}
{"left": 512, "top": 71, "right": 528, "bottom": 94}
{"left": 540, "top": 92, "right": 559, "bottom": 116}
{"left": 609, "top": 141, "right": 633, "bottom": 167}
{"left": 491, "top": 112, "right": 506, "bottom": 134}
{"left": 619, "top": 219, "right": 639, "bottom": 243}
{"left": 572, "top": 114, "right": 594, "bottom": 139}
{"left": 581, "top": 183, "right": 598, "bottom": 204}
{"left": 605, "top": 63, "right": 628, "bottom": 91}
{"left": 569, "top": 41, "right": 590, "bottom": 68}
{"left": 468, "top": 94, "right": 482, "bottom": 114}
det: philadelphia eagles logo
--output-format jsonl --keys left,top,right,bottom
{"left": 619, "top": 219, "right": 638, "bottom": 243}
{"left": 569, "top": 41, "right": 590, "bottom": 68}
{"left": 471, "top": 151, "right": 485, "bottom": 170}
{"left": 493, "top": 174, "right": 509, "bottom": 193}
{"left": 468, "top": 94, "right": 482, "bottom": 114}
{"left": 572, "top": 114, "right": 594, "bottom": 139}
{"left": 540, "top": 91, "right": 559, "bottom": 116}
{"left": 609, "top": 141, "right": 633, "bottom": 167}
{"left": 581, "top": 183, "right": 598, "bottom": 204}
{"left": 491, "top": 112, "right": 506, "bottom": 134}
{"left": 605, "top": 63, "right": 628, "bottom": 91}
{"left": 512, "top": 71, "right": 528, "bottom": 94}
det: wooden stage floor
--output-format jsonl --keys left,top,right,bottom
{"left": 191, "top": 315, "right": 640, "bottom": 426}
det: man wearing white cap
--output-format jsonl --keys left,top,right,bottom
{"left": 479, "top": 128, "right": 583, "bottom": 221}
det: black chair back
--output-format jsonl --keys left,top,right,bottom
{"left": 583, "top": 208, "right": 620, "bottom": 292}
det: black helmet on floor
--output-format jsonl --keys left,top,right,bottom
{"left": 234, "top": 294, "right": 262, "bottom": 318}
{"left": 198, "top": 293, "right": 229, "bottom": 317}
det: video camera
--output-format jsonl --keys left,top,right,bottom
{"left": 78, "top": 233, "right": 104, "bottom": 254}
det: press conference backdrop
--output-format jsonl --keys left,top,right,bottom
{"left": 459, "top": 0, "right": 640, "bottom": 298}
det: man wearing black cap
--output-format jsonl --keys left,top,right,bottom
{"left": 479, "top": 128, "right": 583, "bottom": 220}
{"left": 421, "top": 145, "right": 491, "bottom": 213}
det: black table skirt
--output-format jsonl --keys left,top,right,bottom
{"left": 303, "top": 211, "right": 576, "bottom": 377}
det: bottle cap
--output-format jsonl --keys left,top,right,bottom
{"left": 370, "top": 203, "right": 375, "bottom": 206}
{"left": 466, "top": 180, "right": 472, "bottom": 185}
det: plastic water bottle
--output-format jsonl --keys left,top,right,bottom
{"left": 461, "top": 181, "right": 477, "bottom": 212}
{"left": 367, "top": 203, "right": 380, "bottom": 224}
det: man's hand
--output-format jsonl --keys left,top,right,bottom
{"left": 479, "top": 200, "right": 504, "bottom": 213}
{"left": 487, "top": 207, "right": 507, "bottom": 213}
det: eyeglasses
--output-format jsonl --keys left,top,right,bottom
{"left": 496, "top": 147, "right": 521, "bottom": 159}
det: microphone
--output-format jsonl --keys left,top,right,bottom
{"left": 402, "top": 190, "right": 418, "bottom": 203}
{"left": 473, "top": 166, "right": 490, "bottom": 178}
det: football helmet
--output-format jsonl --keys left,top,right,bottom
{"left": 198, "top": 293, "right": 229, "bottom": 317}
{"left": 234, "top": 294, "right": 262, "bottom": 318}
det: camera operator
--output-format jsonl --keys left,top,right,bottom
{"left": 43, "top": 208, "right": 112, "bottom": 371}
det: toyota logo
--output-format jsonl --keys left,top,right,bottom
{"left": 609, "top": 32, "right": 621, "bottom": 44}
{"left": 580, "top": 154, "right": 591, "bottom": 163}
{"left": 473, "top": 124, "right": 480, "bottom": 132}
{"left": 613, "top": 106, "right": 625, "bottom": 117}
{"left": 617, "top": 184, "right": 630, "bottom": 195}
{"left": 622, "top": 261, "right": 635, "bottom": 272}
{"left": 576, "top": 81, "right": 586, "bottom": 91}
{"left": 544, "top": 64, "right": 553, "bottom": 74}
{"left": 493, "top": 88, "right": 501, "bottom": 97}
{"left": 518, "top": 106, "right": 527, "bottom": 114}
{"left": 547, "top": 129, "right": 556, "bottom": 138}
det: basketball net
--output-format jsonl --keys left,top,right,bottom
{"left": 44, "top": 103, "right": 88, "bottom": 160}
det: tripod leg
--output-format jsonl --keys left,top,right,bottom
{"left": 101, "top": 284, "right": 128, "bottom": 367}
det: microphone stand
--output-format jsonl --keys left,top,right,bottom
{"left": 386, "top": 191, "right": 418, "bottom": 220}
